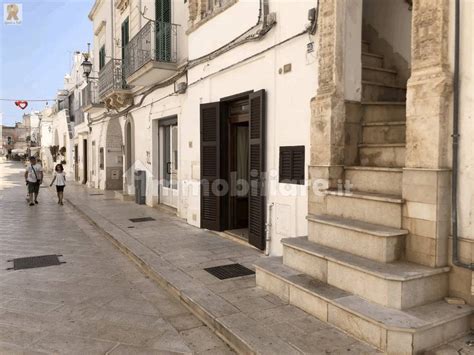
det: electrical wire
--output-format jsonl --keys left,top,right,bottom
{"left": 0, "top": 98, "right": 55, "bottom": 102}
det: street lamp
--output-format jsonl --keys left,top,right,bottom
{"left": 81, "top": 43, "right": 97, "bottom": 82}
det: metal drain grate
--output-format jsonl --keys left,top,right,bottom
{"left": 129, "top": 217, "right": 155, "bottom": 223}
{"left": 90, "top": 193, "right": 104, "bottom": 196}
{"left": 7, "top": 254, "right": 64, "bottom": 270}
{"left": 204, "top": 263, "right": 255, "bottom": 280}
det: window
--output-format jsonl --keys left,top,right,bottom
{"left": 279, "top": 146, "right": 305, "bottom": 185}
{"left": 121, "top": 17, "right": 129, "bottom": 61}
{"left": 99, "top": 45, "right": 106, "bottom": 70}
{"left": 156, "top": 0, "right": 171, "bottom": 61}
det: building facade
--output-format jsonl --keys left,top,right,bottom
{"left": 40, "top": 0, "right": 474, "bottom": 352}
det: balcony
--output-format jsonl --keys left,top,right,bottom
{"left": 99, "top": 59, "right": 132, "bottom": 110}
{"left": 82, "top": 82, "right": 104, "bottom": 113}
{"left": 123, "top": 21, "right": 178, "bottom": 86}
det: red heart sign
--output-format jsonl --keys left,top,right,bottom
{"left": 15, "top": 100, "right": 28, "bottom": 110}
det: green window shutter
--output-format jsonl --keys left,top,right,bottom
{"left": 121, "top": 17, "right": 129, "bottom": 60}
{"left": 155, "top": 0, "right": 171, "bottom": 62}
{"left": 99, "top": 46, "right": 105, "bottom": 70}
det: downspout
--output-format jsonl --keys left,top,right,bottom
{"left": 110, "top": 0, "right": 114, "bottom": 59}
{"left": 265, "top": 202, "right": 274, "bottom": 256}
{"left": 451, "top": 0, "right": 474, "bottom": 270}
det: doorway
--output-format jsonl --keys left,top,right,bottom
{"left": 82, "top": 139, "right": 88, "bottom": 184}
{"left": 226, "top": 98, "right": 250, "bottom": 241}
{"left": 200, "top": 90, "right": 266, "bottom": 250}
{"left": 159, "top": 117, "right": 178, "bottom": 208}
{"left": 74, "top": 144, "right": 79, "bottom": 181}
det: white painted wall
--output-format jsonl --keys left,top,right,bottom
{"left": 182, "top": 0, "right": 318, "bottom": 255}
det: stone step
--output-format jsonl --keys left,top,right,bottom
{"left": 324, "top": 189, "right": 403, "bottom": 228}
{"left": 362, "top": 40, "right": 370, "bottom": 52}
{"left": 362, "top": 81, "right": 407, "bottom": 102}
{"left": 362, "top": 51, "right": 383, "bottom": 68}
{"left": 344, "top": 166, "right": 403, "bottom": 195}
{"left": 362, "top": 101, "right": 406, "bottom": 123}
{"left": 362, "top": 121, "right": 406, "bottom": 144}
{"left": 307, "top": 214, "right": 407, "bottom": 262}
{"left": 281, "top": 237, "right": 449, "bottom": 310}
{"left": 362, "top": 66, "right": 397, "bottom": 86}
{"left": 359, "top": 143, "right": 406, "bottom": 168}
{"left": 255, "top": 257, "right": 472, "bottom": 353}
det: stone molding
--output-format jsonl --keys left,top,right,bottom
{"left": 310, "top": 0, "right": 345, "bottom": 168}
{"left": 186, "top": 0, "right": 238, "bottom": 34}
{"left": 405, "top": 0, "right": 453, "bottom": 169}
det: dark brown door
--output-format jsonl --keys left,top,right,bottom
{"left": 248, "top": 90, "right": 266, "bottom": 250}
{"left": 200, "top": 102, "right": 223, "bottom": 231}
{"left": 83, "top": 139, "right": 88, "bottom": 184}
{"left": 74, "top": 144, "right": 79, "bottom": 181}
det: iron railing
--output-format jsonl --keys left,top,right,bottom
{"left": 123, "top": 21, "right": 178, "bottom": 79}
{"left": 82, "top": 81, "right": 101, "bottom": 108}
{"left": 99, "top": 59, "right": 128, "bottom": 98}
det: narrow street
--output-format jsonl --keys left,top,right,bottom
{"left": 0, "top": 160, "right": 234, "bottom": 354}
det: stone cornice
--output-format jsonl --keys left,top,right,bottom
{"left": 88, "top": 0, "right": 105, "bottom": 21}
{"left": 94, "top": 20, "right": 106, "bottom": 36}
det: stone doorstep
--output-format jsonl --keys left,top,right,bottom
{"left": 282, "top": 237, "right": 449, "bottom": 282}
{"left": 307, "top": 214, "right": 408, "bottom": 238}
{"left": 325, "top": 189, "right": 403, "bottom": 204}
{"left": 344, "top": 166, "right": 403, "bottom": 196}
{"left": 307, "top": 215, "right": 405, "bottom": 263}
{"left": 255, "top": 258, "right": 473, "bottom": 353}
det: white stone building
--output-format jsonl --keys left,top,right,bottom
{"left": 47, "top": 0, "right": 474, "bottom": 352}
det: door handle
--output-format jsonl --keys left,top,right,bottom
{"left": 167, "top": 162, "right": 171, "bottom": 174}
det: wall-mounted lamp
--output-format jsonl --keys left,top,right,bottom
{"left": 81, "top": 43, "right": 98, "bottom": 82}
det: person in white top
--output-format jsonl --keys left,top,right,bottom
{"left": 24, "top": 156, "right": 43, "bottom": 206}
{"left": 50, "top": 164, "right": 66, "bottom": 205}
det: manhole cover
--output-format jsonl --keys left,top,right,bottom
{"left": 7, "top": 254, "right": 64, "bottom": 270}
{"left": 90, "top": 193, "right": 104, "bottom": 196}
{"left": 204, "top": 263, "right": 255, "bottom": 280}
{"left": 129, "top": 217, "right": 155, "bottom": 223}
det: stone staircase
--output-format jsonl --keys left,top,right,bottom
{"left": 255, "top": 40, "right": 473, "bottom": 353}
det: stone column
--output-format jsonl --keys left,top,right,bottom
{"left": 403, "top": 0, "right": 452, "bottom": 267}
{"left": 308, "top": 0, "right": 347, "bottom": 216}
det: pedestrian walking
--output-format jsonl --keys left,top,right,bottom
{"left": 24, "top": 156, "right": 43, "bottom": 206}
{"left": 50, "top": 164, "right": 66, "bottom": 205}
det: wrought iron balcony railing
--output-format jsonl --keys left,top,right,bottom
{"left": 99, "top": 59, "right": 128, "bottom": 98}
{"left": 82, "top": 82, "right": 101, "bottom": 108}
{"left": 123, "top": 21, "right": 178, "bottom": 79}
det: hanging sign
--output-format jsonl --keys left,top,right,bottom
{"left": 14, "top": 100, "right": 28, "bottom": 110}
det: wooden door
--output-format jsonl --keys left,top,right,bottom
{"left": 248, "top": 90, "right": 266, "bottom": 250}
{"left": 200, "top": 102, "right": 223, "bottom": 231}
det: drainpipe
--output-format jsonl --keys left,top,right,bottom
{"left": 265, "top": 202, "right": 274, "bottom": 256}
{"left": 451, "top": 0, "right": 473, "bottom": 270}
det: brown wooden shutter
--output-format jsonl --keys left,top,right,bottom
{"left": 248, "top": 90, "right": 266, "bottom": 250}
{"left": 200, "top": 102, "right": 223, "bottom": 231}
{"left": 279, "top": 146, "right": 305, "bottom": 184}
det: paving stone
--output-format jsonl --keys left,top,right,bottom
{"left": 3, "top": 159, "right": 379, "bottom": 354}
{"left": 0, "top": 161, "right": 233, "bottom": 354}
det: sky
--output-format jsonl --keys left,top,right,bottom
{"left": 0, "top": 0, "right": 94, "bottom": 126}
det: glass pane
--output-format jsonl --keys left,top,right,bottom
{"left": 163, "top": 126, "right": 170, "bottom": 188}
{"left": 171, "top": 125, "right": 178, "bottom": 189}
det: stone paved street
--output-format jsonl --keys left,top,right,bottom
{"left": 0, "top": 160, "right": 234, "bottom": 354}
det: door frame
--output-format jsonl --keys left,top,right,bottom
{"left": 82, "top": 139, "right": 88, "bottom": 184}
{"left": 158, "top": 115, "right": 178, "bottom": 209}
